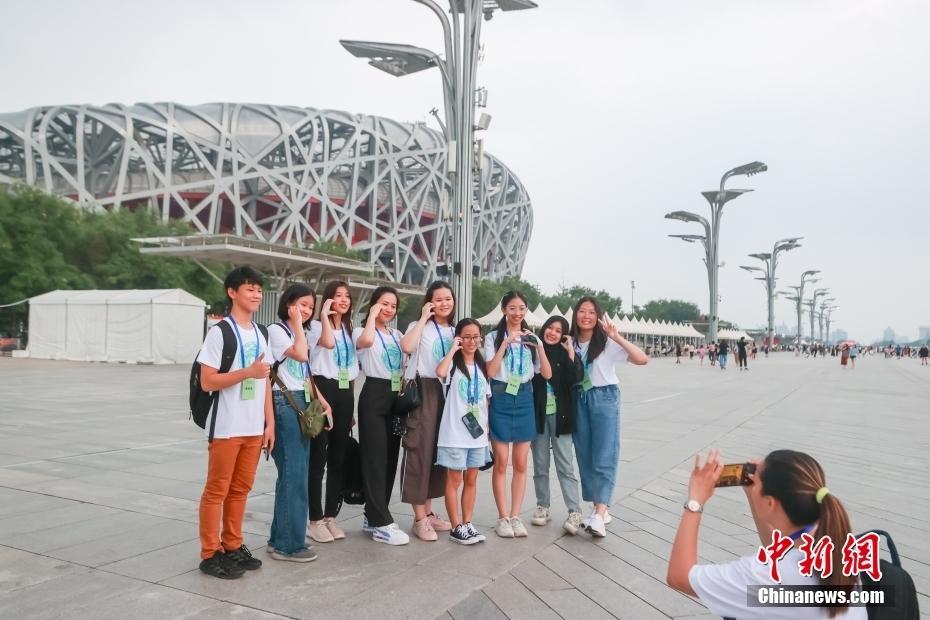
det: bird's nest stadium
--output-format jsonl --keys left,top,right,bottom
{"left": 0, "top": 103, "right": 532, "bottom": 286}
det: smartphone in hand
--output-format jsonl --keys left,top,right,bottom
{"left": 715, "top": 462, "right": 756, "bottom": 487}
{"left": 521, "top": 334, "right": 539, "bottom": 346}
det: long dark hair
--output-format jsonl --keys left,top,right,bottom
{"left": 366, "top": 285, "right": 398, "bottom": 320}
{"left": 761, "top": 450, "right": 855, "bottom": 616}
{"left": 570, "top": 296, "right": 607, "bottom": 361}
{"left": 276, "top": 283, "right": 315, "bottom": 328}
{"left": 423, "top": 280, "right": 456, "bottom": 325}
{"left": 493, "top": 291, "right": 536, "bottom": 362}
{"left": 453, "top": 318, "right": 487, "bottom": 380}
{"left": 320, "top": 280, "right": 353, "bottom": 332}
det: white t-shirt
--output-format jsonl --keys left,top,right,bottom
{"left": 268, "top": 322, "right": 309, "bottom": 392}
{"left": 353, "top": 326, "right": 406, "bottom": 380}
{"left": 405, "top": 320, "right": 455, "bottom": 380}
{"left": 689, "top": 549, "right": 867, "bottom": 620}
{"left": 307, "top": 320, "right": 359, "bottom": 381}
{"left": 575, "top": 337, "right": 629, "bottom": 387}
{"left": 437, "top": 363, "right": 490, "bottom": 449}
{"left": 483, "top": 332, "right": 540, "bottom": 384}
{"left": 196, "top": 319, "right": 268, "bottom": 439}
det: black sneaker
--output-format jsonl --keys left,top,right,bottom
{"left": 450, "top": 524, "right": 479, "bottom": 545}
{"left": 226, "top": 544, "right": 262, "bottom": 570}
{"left": 199, "top": 551, "right": 244, "bottom": 579}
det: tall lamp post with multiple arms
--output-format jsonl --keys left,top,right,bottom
{"left": 739, "top": 237, "right": 802, "bottom": 349}
{"left": 824, "top": 305, "right": 839, "bottom": 344}
{"left": 340, "top": 0, "right": 538, "bottom": 316}
{"left": 818, "top": 297, "right": 835, "bottom": 342}
{"left": 808, "top": 287, "right": 830, "bottom": 346}
{"left": 666, "top": 161, "right": 768, "bottom": 342}
{"left": 789, "top": 270, "right": 820, "bottom": 353}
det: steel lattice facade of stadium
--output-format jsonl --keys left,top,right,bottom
{"left": 0, "top": 103, "right": 532, "bottom": 286}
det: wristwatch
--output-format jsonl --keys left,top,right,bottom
{"left": 683, "top": 499, "right": 703, "bottom": 513}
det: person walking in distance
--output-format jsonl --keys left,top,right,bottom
{"left": 919, "top": 344, "right": 929, "bottom": 366}
{"left": 736, "top": 337, "right": 748, "bottom": 371}
{"left": 717, "top": 340, "right": 729, "bottom": 370}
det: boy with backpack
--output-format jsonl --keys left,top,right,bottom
{"left": 195, "top": 266, "right": 274, "bottom": 579}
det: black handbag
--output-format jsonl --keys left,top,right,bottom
{"left": 393, "top": 375, "right": 421, "bottom": 416}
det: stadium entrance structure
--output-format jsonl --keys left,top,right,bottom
{"left": 0, "top": 103, "right": 533, "bottom": 288}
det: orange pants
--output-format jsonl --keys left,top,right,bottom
{"left": 199, "top": 435, "right": 263, "bottom": 560}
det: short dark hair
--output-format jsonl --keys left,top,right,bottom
{"left": 224, "top": 266, "right": 264, "bottom": 302}
{"left": 276, "top": 283, "right": 316, "bottom": 326}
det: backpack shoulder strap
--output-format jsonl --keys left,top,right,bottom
{"left": 216, "top": 320, "right": 236, "bottom": 374}
{"left": 257, "top": 323, "right": 269, "bottom": 344}
{"left": 444, "top": 365, "right": 456, "bottom": 399}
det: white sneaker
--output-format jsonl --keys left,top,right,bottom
{"left": 586, "top": 514, "right": 606, "bottom": 537}
{"left": 563, "top": 511, "right": 583, "bottom": 535}
{"left": 531, "top": 506, "right": 550, "bottom": 526}
{"left": 308, "top": 520, "right": 335, "bottom": 543}
{"left": 510, "top": 516, "right": 528, "bottom": 537}
{"left": 495, "top": 517, "right": 515, "bottom": 538}
{"left": 371, "top": 523, "right": 410, "bottom": 546}
{"left": 604, "top": 511, "right": 612, "bottom": 525}
{"left": 465, "top": 522, "right": 486, "bottom": 542}
{"left": 362, "top": 515, "right": 374, "bottom": 534}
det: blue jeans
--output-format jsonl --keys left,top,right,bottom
{"left": 573, "top": 385, "right": 620, "bottom": 506}
{"left": 719, "top": 353, "right": 728, "bottom": 369}
{"left": 269, "top": 390, "right": 311, "bottom": 554}
{"left": 531, "top": 413, "right": 581, "bottom": 513}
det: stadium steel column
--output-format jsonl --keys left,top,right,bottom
{"left": 666, "top": 162, "right": 767, "bottom": 342}
{"left": 740, "top": 237, "right": 802, "bottom": 348}
{"left": 341, "top": 1, "right": 537, "bottom": 315}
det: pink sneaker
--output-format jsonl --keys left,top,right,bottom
{"left": 413, "top": 517, "right": 438, "bottom": 541}
{"left": 427, "top": 512, "right": 452, "bottom": 532}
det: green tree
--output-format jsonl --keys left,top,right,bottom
{"left": 472, "top": 276, "right": 542, "bottom": 316}
{"left": 541, "top": 285, "right": 623, "bottom": 317}
{"left": 638, "top": 298, "right": 700, "bottom": 323}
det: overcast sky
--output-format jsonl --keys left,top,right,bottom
{"left": 2, "top": 0, "right": 928, "bottom": 342}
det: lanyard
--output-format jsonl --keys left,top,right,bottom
{"left": 432, "top": 320, "right": 452, "bottom": 357}
{"left": 228, "top": 317, "right": 259, "bottom": 368}
{"left": 788, "top": 524, "right": 816, "bottom": 541}
{"left": 506, "top": 330, "right": 524, "bottom": 376}
{"left": 467, "top": 362, "right": 480, "bottom": 405}
{"left": 377, "top": 329, "right": 401, "bottom": 371}
{"left": 334, "top": 324, "right": 350, "bottom": 369}
{"left": 279, "top": 322, "right": 310, "bottom": 378}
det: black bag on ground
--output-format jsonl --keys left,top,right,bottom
{"left": 858, "top": 529, "right": 919, "bottom": 620}
{"left": 189, "top": 320, "right": 268, "bottom": 442}
{"left": 340, "top": 435, "right": 365, "bottom": 506}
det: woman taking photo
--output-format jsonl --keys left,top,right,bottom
{"left": 307, "top": 280, "right": 357, "bottom": 543}
{"left": 354, "top": 286, "right": 409, "bottom": 545}
{"left": 530, "top": 315, "right": 584, "bottom": 534}
{"left": 667, "top": 449, "right": 866, "bottom": 619}
{"left": 399, "top": 281, "right": 455, "bottom": 541}
{"left": 485, "top": 291, "right": 552, "bottom": 538}
{"left": 267, "top": 284, "right": 333, "bottom": 561}
{"left": 570, "top": 297, "right": 648, "bottom": 537}
{"left": 435, "top": 318, "right": 492, "bottom": 545}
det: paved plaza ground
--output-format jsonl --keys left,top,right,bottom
{"left": 0, "top": 353, "right": 927, "bottom": 619}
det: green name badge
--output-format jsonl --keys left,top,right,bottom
{"left": 505, "top": 374, "right": 521, "bottom": 396}
{"left": 241, "top": 377, "right": 256, "bottom": 400}
{"left": 304, "top": 380, "right": 313, "bottom": 403}
{"left": 545, "top": 394, "right": 557, "bottom": 415}
{"left": 391, "top": 371, "right": 402, "bottom": 392}
{"left": 338, "top": 368, "right": 350, "bottom": 390}
{"left": 467, "top": 405, "right": 480, "bottom": 418}
{"left": 582, "top": 372, "right": 594, "bottom": 392}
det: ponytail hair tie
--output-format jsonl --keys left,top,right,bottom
{"left": 815, "top": 487, "right": 830, "bottom": 504}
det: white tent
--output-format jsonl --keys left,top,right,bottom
{"left": 475, "top": 305, "right": 547, "bottom": 328}
{"left": 28, "top": 289, "right": 206, "bottom": 364}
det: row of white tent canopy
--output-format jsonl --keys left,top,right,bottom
{"left": 476, "top": 304, "right": 716, "bottom": 340}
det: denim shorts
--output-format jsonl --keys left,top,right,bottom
{"left": 436, "top": 446, "right": 491, "bottom": 471}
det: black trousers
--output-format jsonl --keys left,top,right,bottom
{"left": 309, "top": 377, "right": 355, "bottom": 520}
{"left": 358, "top": 378, "right": 401, "bottom": 527}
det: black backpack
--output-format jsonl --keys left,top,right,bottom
{"left": 859, "top": 530, "right": 919, "bottom": 620}
{"left": 189, "top": 320, "right": 268, "bottom": 442}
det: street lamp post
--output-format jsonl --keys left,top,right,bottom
{"left": 666, "top": 162, "right": 767, "bottom": 342}
{"left": 818, "top": 297, "right": 835, "bottom": 342}
{"left": 341, "top": 0, "right": 538, "bottom": 316}
{"left": 790, "top": 270, "right": 820, "bottom": 354}
{"left": 739, "top": 237, "right": 802, "bottom": 350}
{"left": 808, "top": 287, "right": 829, "bottom": 346}
{"left": 824, "top": 305, "right": 839, "bottom": 344}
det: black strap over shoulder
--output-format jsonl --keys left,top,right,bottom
{"left": 208, "top": 320, "right": 237, "bottom": 442}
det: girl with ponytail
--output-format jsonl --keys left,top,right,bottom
{"left": 667, "top": 449, "right": 865, "bottom": 619}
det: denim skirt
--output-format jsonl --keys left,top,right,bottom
{"left": 489, "top": 379, "right": 535, "bottom": 443}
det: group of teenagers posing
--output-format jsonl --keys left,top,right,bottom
{"left": 194, "top": 266, "right": 648, "bottom": 579}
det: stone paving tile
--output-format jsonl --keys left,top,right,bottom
{"left": 1, "top": 355, "right": 927, "bottom": 618}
